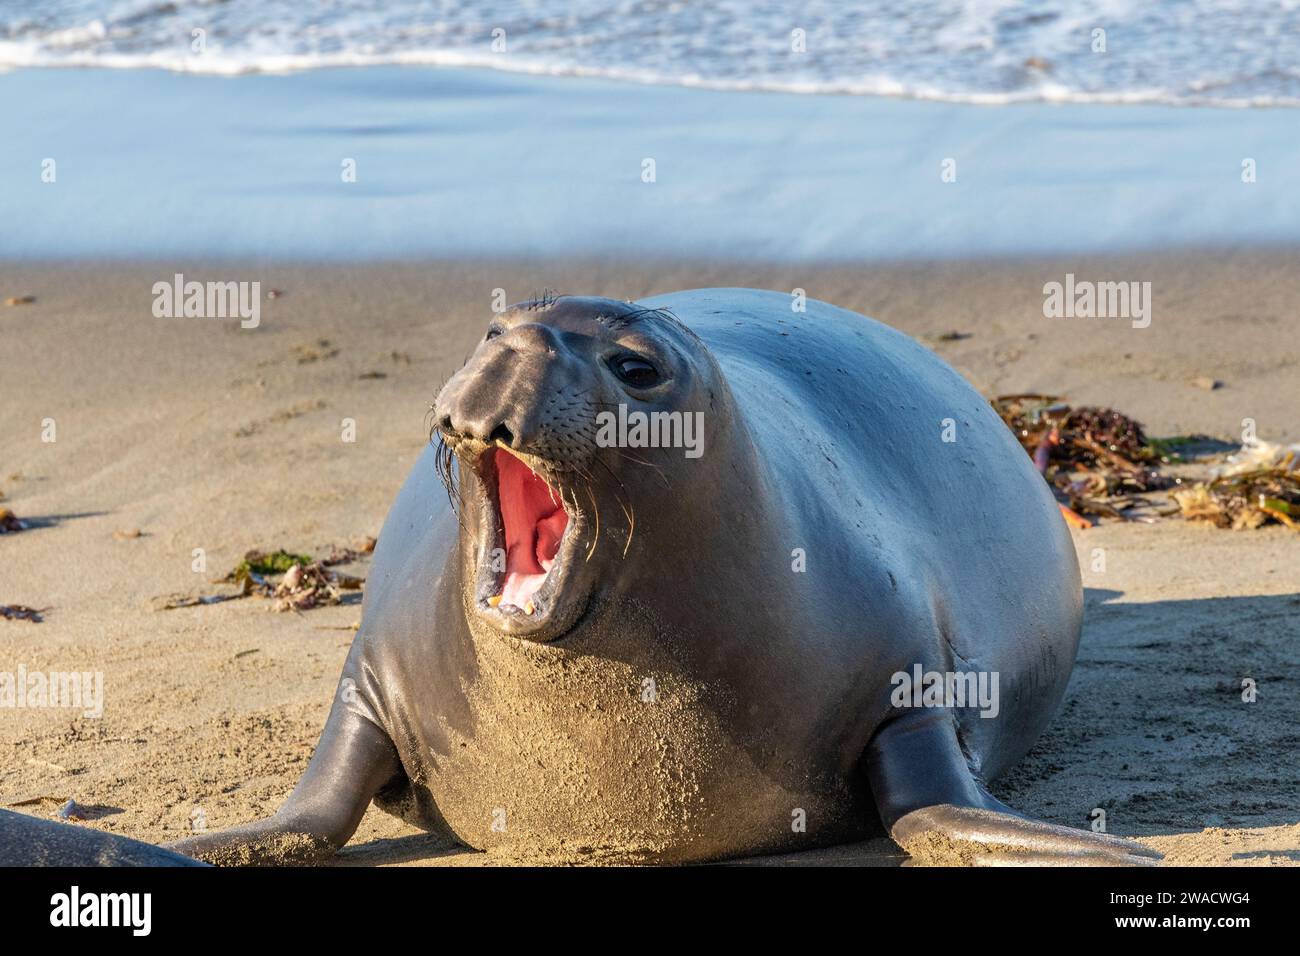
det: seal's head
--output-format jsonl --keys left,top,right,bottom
{"left": 432, "top": 294, "right": 729, "bottom": 644}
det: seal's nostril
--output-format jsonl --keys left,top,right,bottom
{"left": 488, "top": 423, "right": 515, "bottom": 447}
{"left": 439, "top": 414, "right": 454, "bottom": 434}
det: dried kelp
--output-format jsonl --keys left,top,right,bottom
{"left": 0, "top": 507, "right": 28, "bottom": 534}
{"left": 222, "top": 549, "right": 314, "bottom": 582}
{"left": 1, "top": 605, "right": 46, "bottom": 623}
{"left": 320, "top": 536, "right": 376, "bottom": 566}
{"left": 155, "top": 545, "right": 368, "bottom": 613}
{"left": 270, "top": 561, "right": 363, "bottom": 612}
{"left": 994, "top": 394, "right": 1298, "bottom": 532}
{"left": 1171, "top": 465, "right": 1300, "bottom": 531}
{"left": 993, "top": 394, "right": 1171, "bottom": 521}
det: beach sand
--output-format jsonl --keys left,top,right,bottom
{"left": 1, "top": 251, "right": 1297, "bottom": 865}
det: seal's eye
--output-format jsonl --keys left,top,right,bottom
{"left": 485, "top": 325, "right": 504, "bottom": 341}
{"left": 611, "top": 356, "right": 661, "bottom": 389}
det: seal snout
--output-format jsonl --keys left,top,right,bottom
{"left": 431, "top": 322, "right": 596, "bottom": 640}
{"left": 433, "top": 321, "right": 596, "bottom": 473}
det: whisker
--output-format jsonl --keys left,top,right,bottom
{"left": 583, "top": 482, "right": 601, "bottom": 562}
{"left": 431, "top": 434, "right": 465, "bottom": 521}
{"left": 592, "top": 456, "right": 636, "bottom": 557}
{"left": 613, "top": 449, "right": 671, "bottom": 488}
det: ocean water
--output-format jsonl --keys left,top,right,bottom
{"left": 2, "top": 5, "right": 1297, "bottom": 260}
{"left": 3, "top": 66, "right": 1295, "bottom": 260}
{"left": 2, "top": 0, "right": 1300, "bottom": 107}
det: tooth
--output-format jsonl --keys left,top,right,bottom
{"left": 488, "top": 595, "right": 502, "bottom": 607}
{"left": 524, "top": 600, "right": 535, "bottom": 615}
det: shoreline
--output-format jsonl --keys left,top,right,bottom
{"left": 7, "top": 60, "right": 1300, "bottom": 110}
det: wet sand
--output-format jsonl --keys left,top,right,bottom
{"left": 1, "top": 252, "right": 1297, "bottom": 865}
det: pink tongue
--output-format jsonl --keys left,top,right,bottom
{"left": 497, "top": 451, "right": 568, "bottom": 611}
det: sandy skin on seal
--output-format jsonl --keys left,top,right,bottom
{"left": 167, "top": 289, "right": 1159, "bottom": 866}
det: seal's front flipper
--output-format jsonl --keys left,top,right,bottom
{"left": 891, "top": 805, "right": 1161, "bottom": 866}
{"left": 865, "top": 710, "right": 1161, "bottom": 866}
{"left": 167, "top": 700, "right": 402, "bottom": 866}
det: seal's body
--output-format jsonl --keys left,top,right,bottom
{"left": 0, "top": 809, "right": 205, "bottom": 866}
{"left": 171, "top": 290, "right": 1158, "bottom": 866}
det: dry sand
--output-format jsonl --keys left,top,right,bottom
{"left": 1, "top": 251, "right": 1297, "bottom": 865}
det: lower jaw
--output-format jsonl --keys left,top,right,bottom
{"left": 468, "top": 527, "right": 592, "bottom": 644}
{"left": 467, "top": 585, "right": 593, "bottom": 644}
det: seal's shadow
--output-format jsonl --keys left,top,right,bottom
{"left": 330, "top": 832, "right": 468, "bottom": 867}
{"left": 995, "top": 588, "right": 1300, "bottom": 837}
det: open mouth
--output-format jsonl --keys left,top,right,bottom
{"left": 469, "top": 447, "right": 590, "bottom": 641}
{"left": 494, "top": 449, "right": 568, "bottom": 612}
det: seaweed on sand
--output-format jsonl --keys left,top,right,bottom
{"left": 992, "top": 394, "right": 1172, "bottom": 522}
{"left": 1171, "top": 464, "right": 1300, "bottom": 531}
{"left": 222, "top": 549, "right": 314, "bottom": 582}
{"left": 269, "top": 561, "right": 363, "bottom": 612}
{"left": 993, "top": 394, "right": 1299, "bottom": 533}
{"left": 155, "top": 545, "right": 368, "bottom": 613}
{"left": 1, "top": 605, "right": 46, "bottom": 623}
{"left": 224, "top": 547, "right": 363, "bottom": 611}
{"left": 0, "top": 507, "right": 28, "bottom": 534}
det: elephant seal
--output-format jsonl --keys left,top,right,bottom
{"left": 0, "top": 809, "right": 206, "bottom": 866}
{"left": 170, "top": 289, "right": 1158, "bottom": 866}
